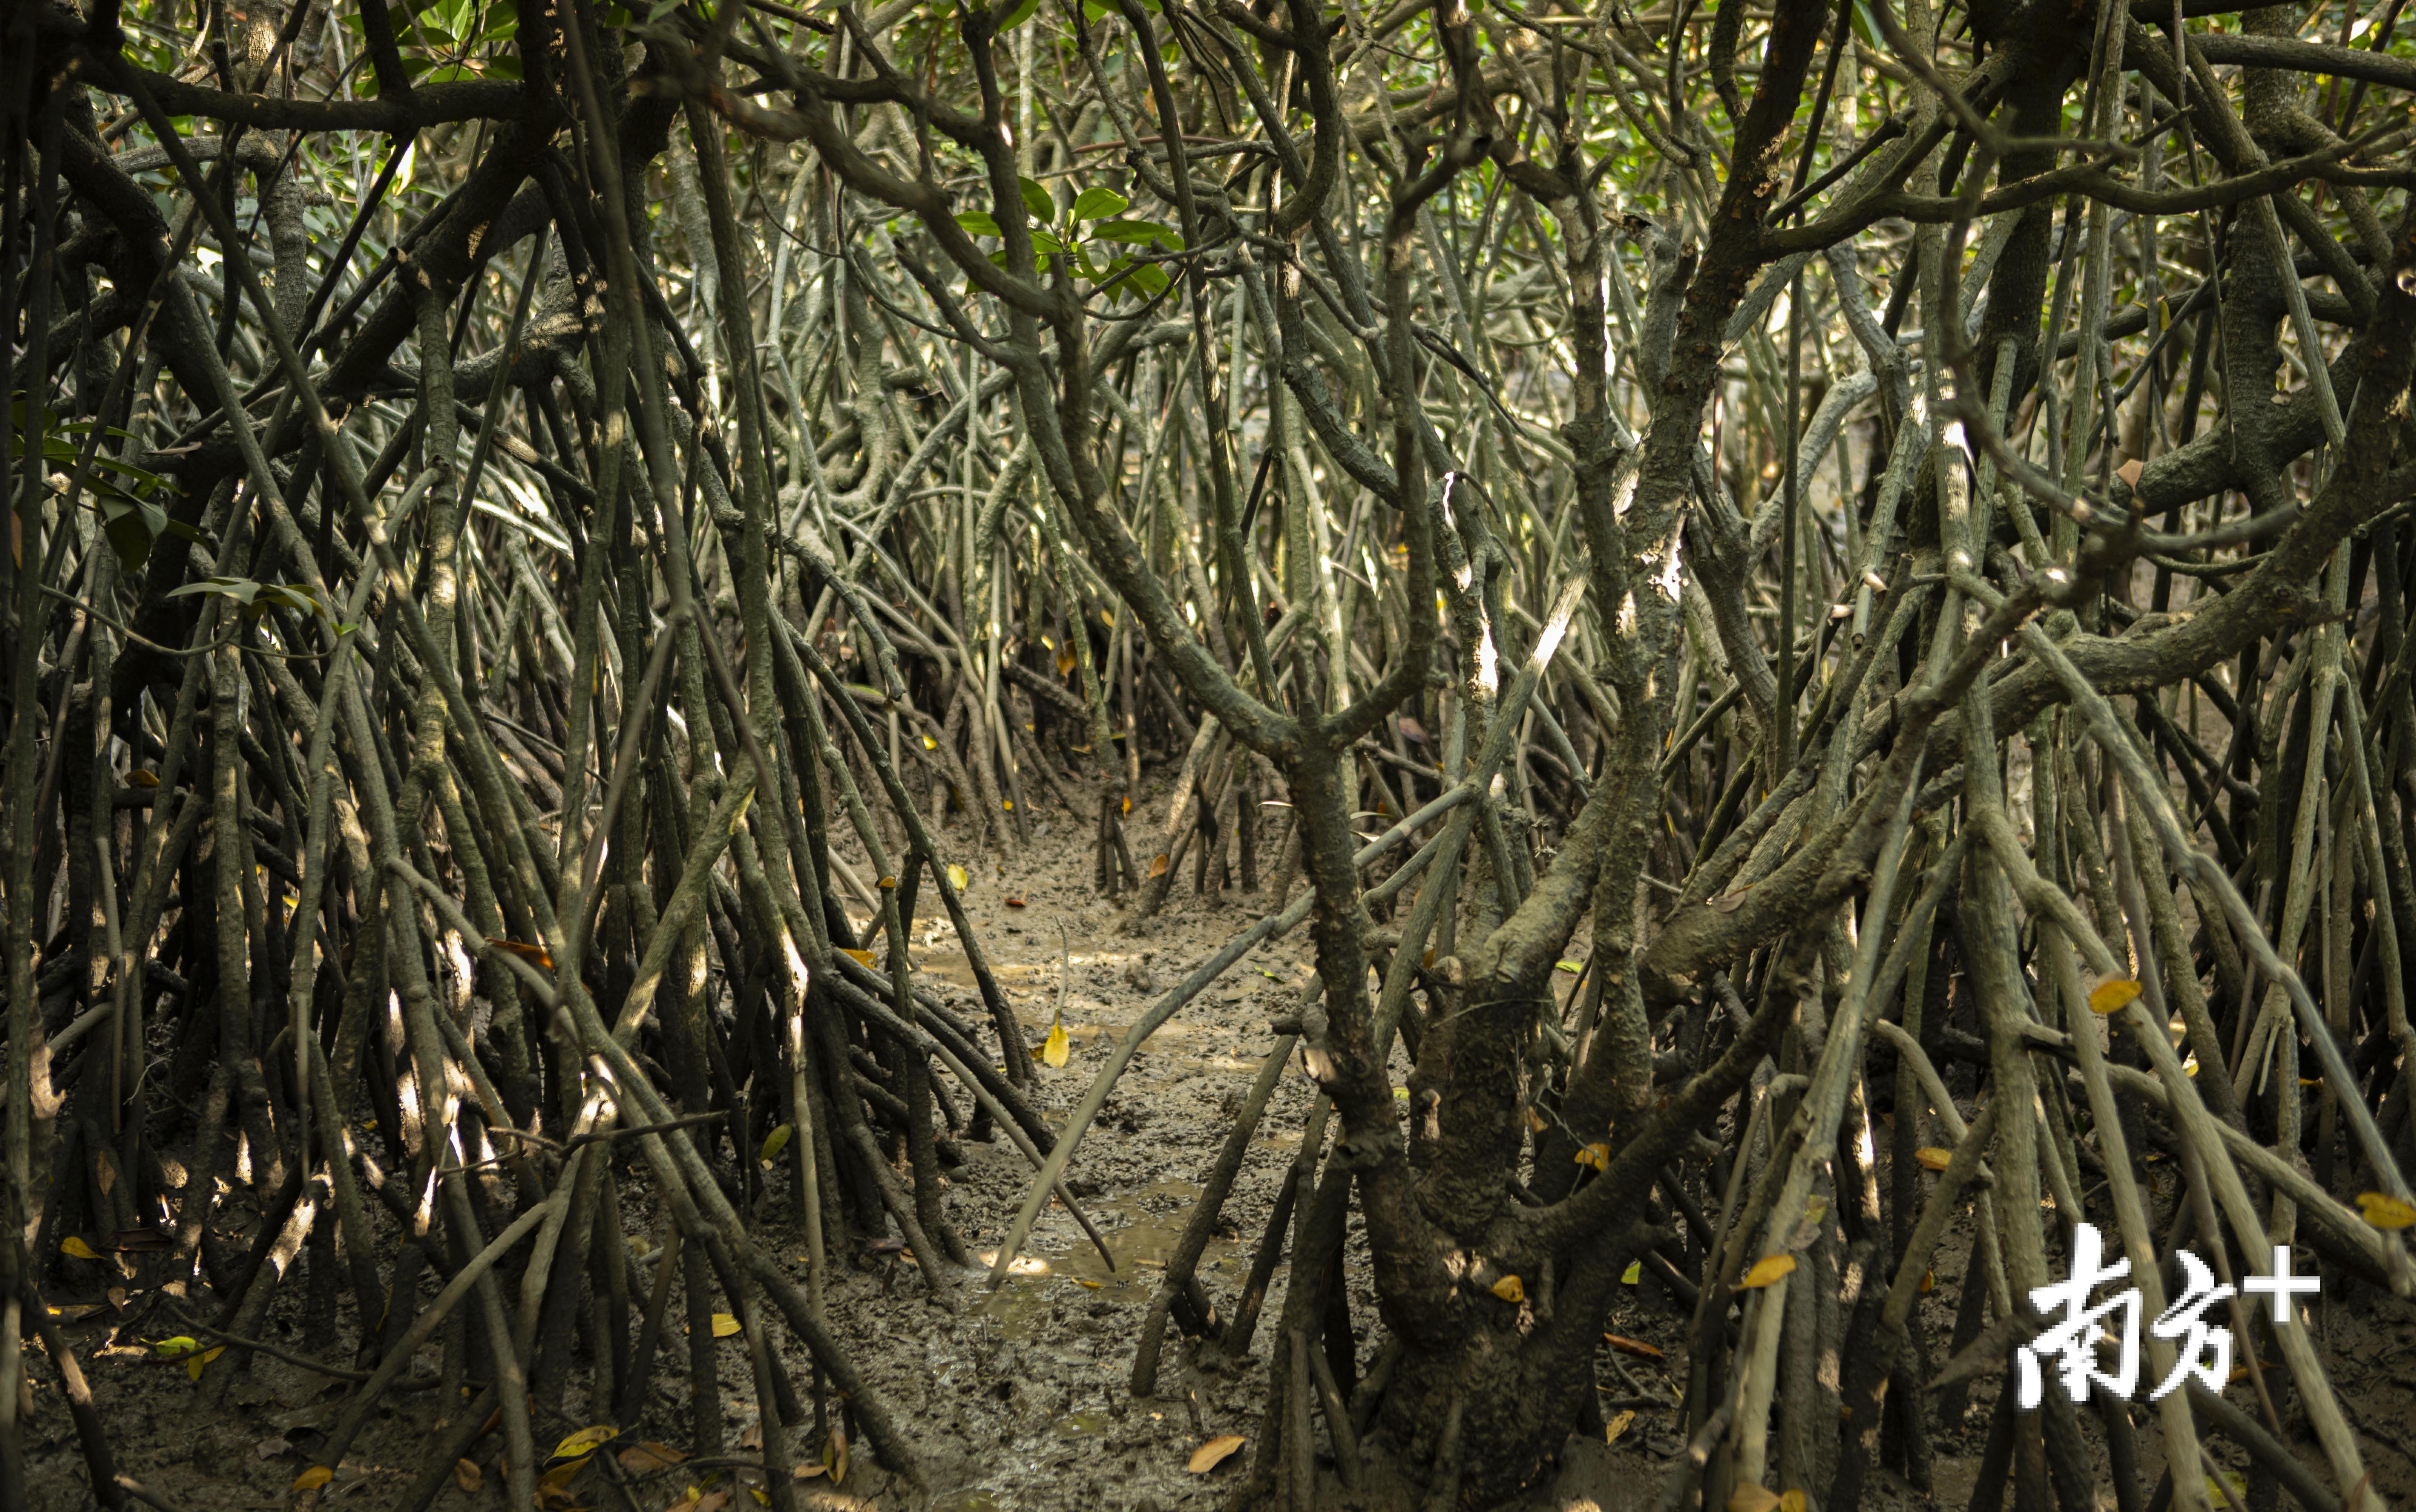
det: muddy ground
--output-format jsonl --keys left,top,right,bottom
{"left": 20, "top": 774, "right": 2416, "bottom": 1512}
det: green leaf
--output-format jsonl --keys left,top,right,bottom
{"left": 1072, "top": 186, "right": 1128, "bottom": 222}
{"left": 1031, "top": 228, "right": 1068, "bottom": 255}
{"left": 96, "top": 491, "right": 167, "bottom": 572}
{"left": 1019, "top": 175, "right": 1056, "bottom": 226}
{"left": 998, "top": 0, "right": 1040, "bottom": 26}
{"left": 167, "top": 578, "right": 324, "bottom": 619}
{"left": 1125, "top": 262, "right": 1170, "bottom": 300}
{"left": 170, "top": 576, "right": 261, "bottom": 608}
{"left": 955, "top": 211, "right": 1003, "bottom": 237}
{"left": 1093, "top": 218, "right": 1182, "bottom": 250}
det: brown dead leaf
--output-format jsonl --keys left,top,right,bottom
{"left": 1603, "top": 1333, "right": 1665, "bottom": 1359}
{"left": 454, "top": 1460, "right": 481, "bottom": 1493}
{"left": 1188, "top": 1435, "right": 1246, "bottom": 1474}
{"left": 617, "top": 1442, "right": 688, "bottom": 1473}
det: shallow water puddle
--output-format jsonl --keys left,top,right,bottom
{"left": 980, "top": 1178, "right": 1244, "bottom": 1341}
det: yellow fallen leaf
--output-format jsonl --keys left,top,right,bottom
{"left": 922, "top": 735, "right": 937, "bottom": 750}
{"left": 1076, "top": 1278, "right": 1103, "bottom": 1290}
{"left": 1525, "top": 1107, "right": 1548, "bottom": 1133}
{"left": 1188, "top": 1435, "right": 1246, "bottom": 1473}
{"left": 1149, "top": 853, "right": 1170, "bottom": 878}
{"left": 947, "top": 863, "right": 970, "bottom": 891}
{"left": 1780, "top": 1491, "right": 1808, "bottom": 1512}
{"left": 1729, "top": 1484, "right": 1781, "bottom": 1512}
{"left": 711, "top": 1312, "right": 741, "bottom": 1338}
{"left": 1915, "top": 1148, "right": 1953, "bottom": 1171}
{"left": 60, "top": 1236, "right": 101, "bottom": 1260}
{"left": 1042, "top": 1014, "right": 1070, "bottom": 1069}
{"left": 454, "top": 1459, "right": 482, "bottom": 1493}
{"left": 186, "top": 1345, "right": 225, "bottom": 1380}
{"left": 840, "top": 948, "right": 876, "bottom": 967}
{"left": 1491, "top": 1275, "right": 1525, "bottom": 1302}
{"left": 1058, "top": 647, "right": 1077, "bottom": 676}
{"left": 551, "top": 1424, "right": 618, "bottom": 1462}
{"left": 1919, "top": 1269, "right": 1936, "bottom": 1293}
{"left": 876, "top": 875, "right": 897, "bottom": 889}
{"left": 1003, "top": 799, "right": 1014, "bottom": 810}
{"left": 1575, "top": 1142, "right": 1610, "bottom": 1171}
{"left": 2356, "top": 1191, "right": 2416, "bottom": 1230}
{"left": 1736, "top": 1253, "right": 1798, "bottom": 1290}
{"left": 1622, "top": 1261, "right": 1642, "bottom": 1284}
{"left": 485, "top": 937, "right": 555, "bottom": 971}
{"left": 294, "top": 1465, "right": 334, "bottom": 1491}
{"left": 125, "top": 768, "right": 160, "bottom": 788}
{"left": 760, "top": 1125, "right": 793, "bottom": 1164}
{"left": 1605, "top": 1408, "right": 1636, "bottom": 1445}
{"left": 1122, "top": 795, "right": 1132, "bottom": 815}
{"left": 2088, "top": 978, "right": 2143, "bottom": 1015}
